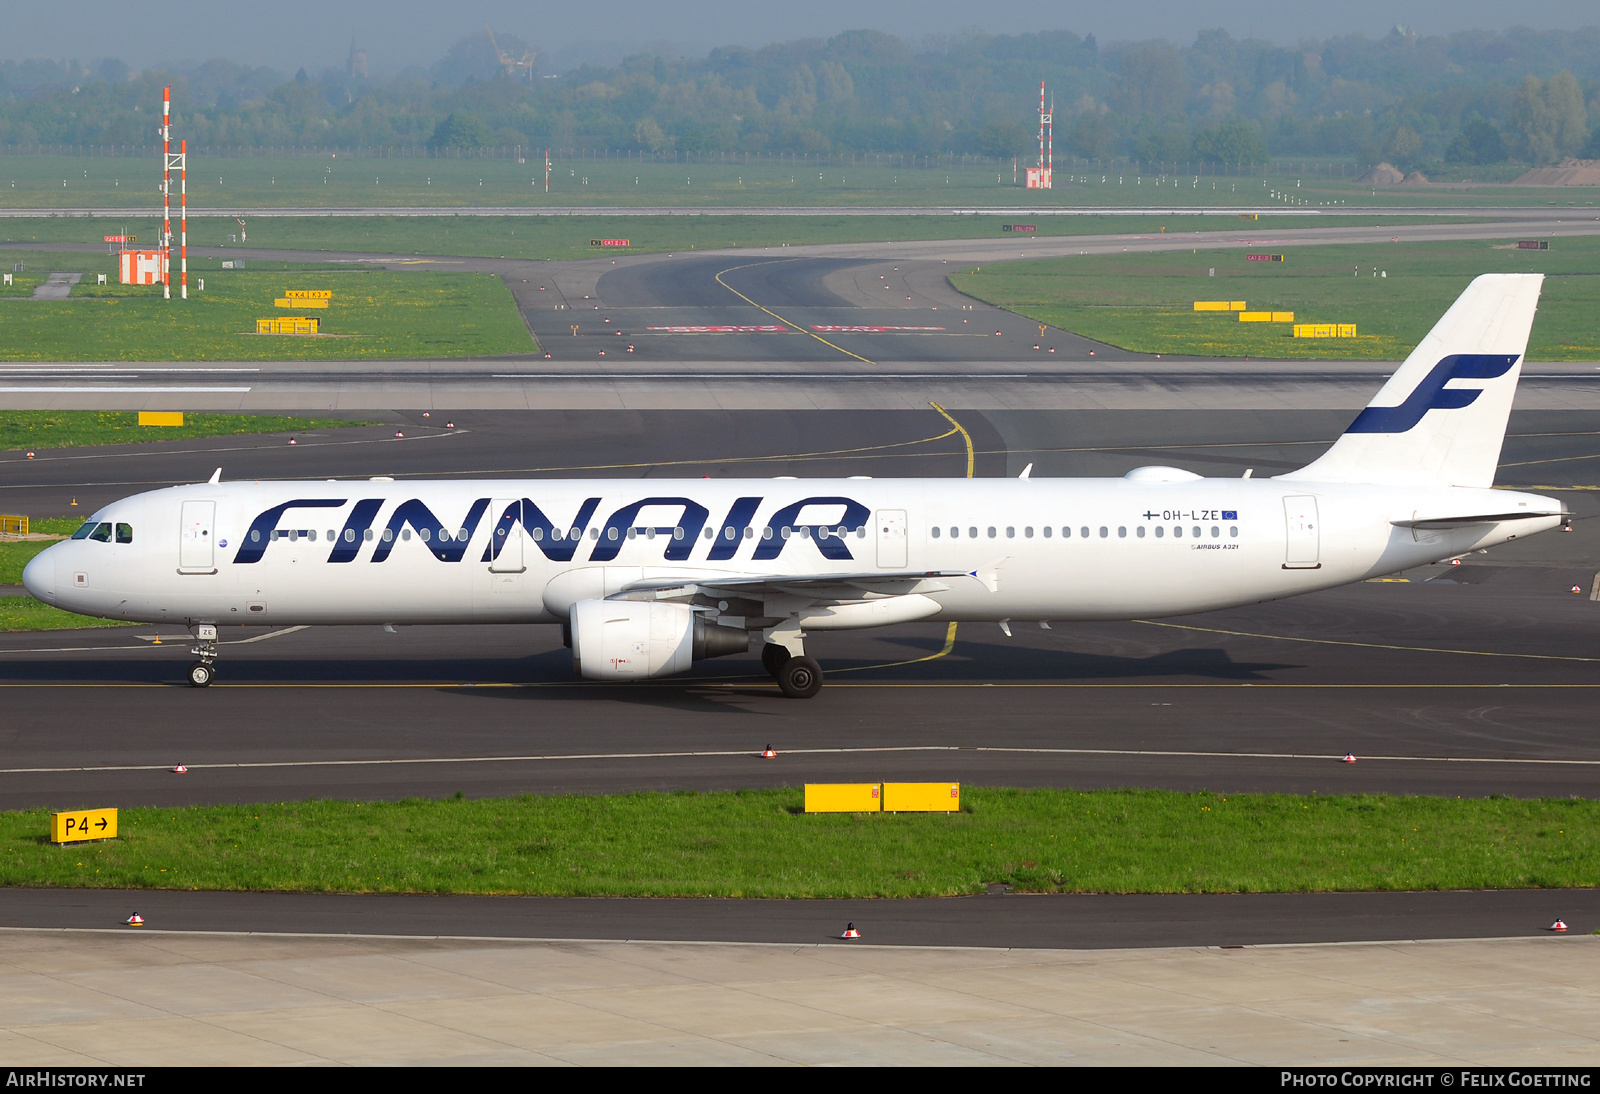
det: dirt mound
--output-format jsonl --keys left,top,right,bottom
{"left": 1512, "top": 159, "right": 1600, "bottom": 186}
{"left": 1401, "top": 171, "right": 1430, "bottom": 186}
{"left": 1356, "top": 162, "right": 1404, "bottom": 187}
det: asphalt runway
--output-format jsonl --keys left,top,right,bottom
{"left": 3, "top": 887, "right": 1596, "bottom": 949}
{"left": 3, "top": 407, "right": 1600, "bottom": 814}
{"left": 3, "top": 216, "right": 1600, "bottom": 955}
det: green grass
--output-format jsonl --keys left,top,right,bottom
{"left": 952, "top": 237, "right": 1600, "bottom": 360}
{"left": 1, "top": 411, "right": 370, "bottom": 449}
{"left": 0, "top": 212, "right": 1459, "bottom": 264}
{"left": 0, "top": 274, "right": 42, "bottom": 297}
{"left": 0, "top": 541, "right": 56, "bottom": 584}
{"left": 2, "top": 153, "right": 1593, "bottom": 210}
{"left": 0, "top": 596, "right": 132, "bottom": 631}
{"left": 4, "top": 788, "right": 1595, "bottom": 898}
{"left": 0, "top": 266, "right": 535, "bottom": 360}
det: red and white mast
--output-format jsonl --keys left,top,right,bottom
{"left": 1038, "top": 80, "right": 1045, "bottom": 181}
{"left": 180, "top": 139, "right": 188, "bottom": 299}
{"left": 161, "top": 87, "right": 171, "bottom": 299}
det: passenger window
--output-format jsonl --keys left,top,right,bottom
{"left": 781, "top": 527, "right": 792, "bottom": 540}
{"left": 1099, "top": 527, "right": 1108, "bottom": 538}
{"left": 344, "top": 529, "right": 355, "bottom": 542}
{"left": 987, "top": 527, "right": 996, "bottom": 538}
{"left": 418, "top": 528, "right": 429, "bottom": 543}
{"left": 591, "top": 528, "right": 600, "bottom": 540}
{"left": 1025, "top": 527, "right": 1033, "bottom": 538}
{"left": 800, "top": 526, "right": 812, "bottom": 539}
{"left": 71, "top": 520, "right": 97, "bottom": 540}
{"left": 116, "top": 524, "right": 133, "bottom": 543}
{"left": 1136, "top": 526, "right": 1145, "bottom": 538}
{"left": 1230, "top": 526, "right": 1238, "bottom": 537}
{"left": 762, "top": 527, "right": 774, "bottom": 540}
{"left": 88, "top": 522, "right": 112, "bottom": 542}
{"left": 402, "top": 528, "right": 412, "bottom": 541}
{"left": 250, "top": 529, "right": 261, "bottom": 543}
{"left": 724, "top": 527, "right": 736, "bottom": 540}
{"left": 1118, "top": 527, "right": 1126, "bottom": 538}
{"left": 1192, "top": 526, "right": 1201, "bottom": 538}
{"left": 1061, "top": 527, "right": 1070, "bottom": 538}
{"left": 745, "top": 527, "right": 755, "bottom": 539}
{"left": 1043, "top": 526, "right": 1052, "bottom": 538}
{"left": 607, "top": 527, "right": 619, "bottom": 541}
{"left": 931, "top": 526, "right": 941, "bottom": 538}
{"left": 1080, "top": 526, "right": 1089, "bottom": 538}
{"left": 309, "top": 530, "right": 318, "bottom": 542}
{"left": 1155, "top": 526, "right": 1164, "bottom": 538}
{"left": 1006, "top": 527, "right": 1015, "bottom": 538}
{"left": 968, "top": 527, "right": 977, "bottom": 539}
{"left": 364, "top": 528, "right": 373, "bottom": 542}
{"left": 1174, "top": 526, "right": 1183, "bottom": 538}
{"left": 530, "top": 527, "right": 542, "bottom": 541}
{"left": 327, "top": 530, "right": 336, "bottom": 542}
{"left": 1211, "top": 526, "right": 1220, "bottom": 538}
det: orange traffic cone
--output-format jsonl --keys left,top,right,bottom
{"left": 125, "top": 913, "right": 143, "bottom": 926}
{"left": 71, "top": 498, "right": 78, "bottom": 506}
{"left": 841, "top": 923, "right": 860, "bottom": 939}
{"left": 1550, "top": 919, "right": 1569, "bottom": 932}
{"left": 1573, "top": 586, "right": 1583, "bottom": 594}
{"left": 288, "top": 438, "right": 297, "bottom": 445}
{"left": 25, "top": 451, "right": 33, "bottom": 459}
{"left": 761, "top": 745, "right": 776, "bottom": 759}
{"left": 1343, "top": 754, "right": 1357, "bottom": 764}
{"left": 395, "top": 431, "right": 404, "bottom": 438}
{"left": 172, "top": 764, "right": 188, "bottom": 774}
{"left": 422, "top": 412, "right": 430, "bottom": 418}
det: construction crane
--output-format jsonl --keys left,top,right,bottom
{"left": 485, "top": 24, "right": 536, "bottom": 86}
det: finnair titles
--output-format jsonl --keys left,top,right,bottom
{"left": 25, "top": 275, "right": 1566, "bottom": 697}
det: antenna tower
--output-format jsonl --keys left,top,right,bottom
{"left": 485, "top": 24, "right": 537, "bottom": 86}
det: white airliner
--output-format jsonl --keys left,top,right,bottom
{"left": 24, "top": 274, "right": 1566, "bottom": 697}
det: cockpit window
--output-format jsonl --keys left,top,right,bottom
{"left": 87, "top": 522, "right": 113, "bottom": 542}
{"left": 70, "top": 520, "right": 97, "bottom": 540}
{"left": 115, "top": 523, "right": 133, "bottom": 544}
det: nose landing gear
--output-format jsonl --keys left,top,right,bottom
{"left": 188, "top": 622, "right": 218, "bottom": 687}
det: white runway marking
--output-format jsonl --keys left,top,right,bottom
{"left": 1, "top": 744, "right": 1596, "bottom": 776}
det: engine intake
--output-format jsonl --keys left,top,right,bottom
{"left": 569, "top": 599, "right": 748, "bottom": 680}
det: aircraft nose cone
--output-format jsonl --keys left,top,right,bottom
{"left": 22, "top": 548, "right": 56, "bottom": 602}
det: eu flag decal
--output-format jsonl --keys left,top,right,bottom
{"left": 1222, "top": 510, "right": 1238, "bottom": 520}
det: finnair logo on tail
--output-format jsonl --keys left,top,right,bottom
{"left": 1346, "top": 353, "right": 1519, "bottom": 434}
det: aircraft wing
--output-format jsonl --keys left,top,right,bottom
{"left": 611, "top": 570, "right": 975, "bottom": 603}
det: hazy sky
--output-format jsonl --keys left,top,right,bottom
{"left": 8, "top": 1, "right": 1599, "bottom": 73}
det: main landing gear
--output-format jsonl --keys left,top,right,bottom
{"left": 188, "top": 622, "right": 218, "bottom": 688}
{"left": 761, "top": 641, "right": 823, "bottom": 699}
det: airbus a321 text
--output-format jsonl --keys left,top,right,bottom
{"left": 25, "top": 275, "right": 1567, "bottom": 697}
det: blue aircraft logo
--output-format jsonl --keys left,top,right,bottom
{"left": 1345, "top": 353, "right": 1519, "bottom": 434}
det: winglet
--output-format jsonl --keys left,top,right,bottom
{"left": 208, "top": 468, "right": 222, "bottom": 484}
{"left": 1018, "top": 463, "right": 1033, "bottom": 479}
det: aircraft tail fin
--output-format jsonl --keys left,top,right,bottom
{"left": 1281, "top": 273, "right": 1543, "bottom": 488}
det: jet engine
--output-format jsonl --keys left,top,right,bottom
{"left": 569, "top": 599, "right": 749, "bottom": 680}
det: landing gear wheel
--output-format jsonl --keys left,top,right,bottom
{"left": 187, "top": 661, "right": 214, "bottom": 688}
{"left": 777, "top": 655, "right": 823, "bottom": 699}
{"left": 761, "top": 643, "right": 792, "bottom": 679}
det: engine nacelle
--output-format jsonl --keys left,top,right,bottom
{"left": 569, "top": 599, "right": 749, "bottom": 680}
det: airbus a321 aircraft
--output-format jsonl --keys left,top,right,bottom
{"left": 24, "top": 274, "right": 1567, "bottom": 697}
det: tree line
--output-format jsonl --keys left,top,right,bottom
{"left": 1, "top": 25, "right": 1597, "bottom": 169}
